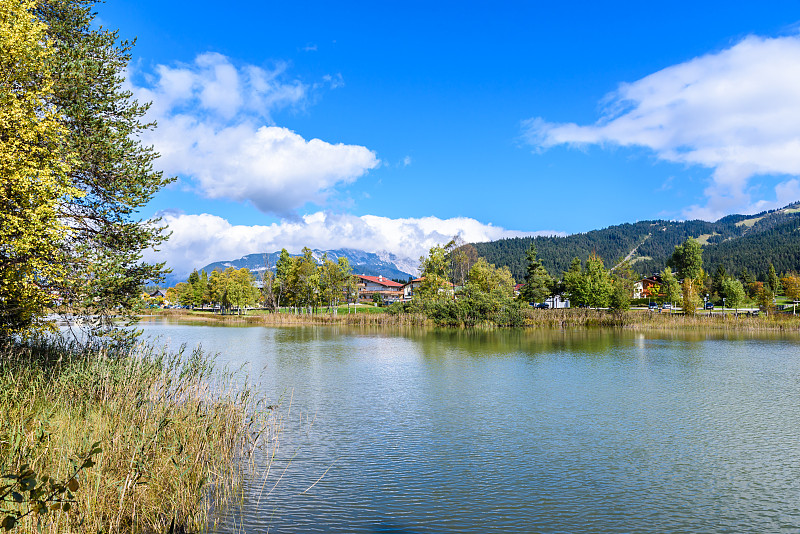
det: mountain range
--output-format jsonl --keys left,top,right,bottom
{"left": 162, "top": 203, "right": 800, "bottom": 287}
{"left": 472, "top": 202, "right": 800, "bottom": 281}
{"left": 162, "top": 248, "right": 417, "bottom": 287}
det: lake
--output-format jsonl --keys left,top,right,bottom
{"left": 138, "top": 318, "right": 800, "bottom": 533}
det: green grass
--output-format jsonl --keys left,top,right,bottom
{"left": 0, "top": 338, "right": 276, "bottom": 533}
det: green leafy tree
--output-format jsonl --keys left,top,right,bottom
{"left": 609, "top": 260, "right": 635, "bottom": 312}
{"left": 198, "top": 270, "right": 209, "bottom": 306}
{"left": 564, "top": 253, "right": 612, "bottom": 308}
{"left": 174, "top": 282, "right": 193, "bottom": 307}
{"left": 755, "top": 282, "right": 774, "bottom": 316}
{"left": 289, "top": 248, "right": 318, "bottom": 310}
{"left": 669, "top": 238, "right": 705, "bottom": 315}
{"left": 660, "top": 267, "right": 681, "bottom": 308}
{"left": 583, "top": 253, "right": 613, "bottom": 309}
{"left": 468, "top": 258, "right": 515, "bottom": 297}
{"left": 227, "top": 268, "right": 257, "bottom": 313}
{"left": 681, "top": 278, "right": 702, "bottom": 315}
{"left": 520, "top": 244, "right": 552, "bottom": 304}
{"left": 721, "top": 277, "right": 746, "bottom": 315}
{"left": 418, "top": 244, "right": 450, "bottom": 299}
{"left": 274, "top": 248, "right": 292, "bottom": 308}
{"left": 318, "top": 253, "right": 350, "bottom": 312}
{"left": 669, "top": 238, "right": 704, "bottom": 281}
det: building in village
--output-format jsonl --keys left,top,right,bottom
{"left": 401, "top": 278, "right": 424, "bottom": 301}
{"left": 356, "top": 275, "right": 404, "bottom": 303}
{"left": 633, "top": 275, "right": 663, "bottom": 300}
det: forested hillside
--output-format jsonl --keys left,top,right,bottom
{"left": 473, "top": 204, "right": 800, "bottom": 281}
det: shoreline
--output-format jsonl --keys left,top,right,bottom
{"left": 143, "top": 308, "right": 800, "bottom": 332}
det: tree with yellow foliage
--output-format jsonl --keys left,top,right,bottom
{"left": 0, "top": 0, "right": 80, "bottom": 335}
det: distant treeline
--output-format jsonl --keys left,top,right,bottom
{"left": 473, "top": 206, "right": 800, "bottom": 281}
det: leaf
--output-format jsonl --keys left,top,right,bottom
{"left": 49, "top": 503, "right": 60, "bottom": 511}
{"left": 62, "top": 503, "right": 71, "bottom": 512}
{"left": 11, "top": 492, "right": 22, "bottom": 503}
{"left": 67, "top": 478, "right": 78, "bottom": 492}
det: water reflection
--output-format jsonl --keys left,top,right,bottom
{"left": 133, "top": 321, "right": 800, "bottom": 533}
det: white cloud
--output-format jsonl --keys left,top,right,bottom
{"left": 130, "top": 53, "right": 379, "bottom": 216}
{"left": 148, "top": 212, "right": 561, "bottom": 278}
{"left": 524, "top": 35, "right": 800, "bottom": 220}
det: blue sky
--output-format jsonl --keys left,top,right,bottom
{"left": 96, "top": 1, "right": 800, "bottom": 276}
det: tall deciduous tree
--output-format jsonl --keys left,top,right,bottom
{"left": 0, "top": 0, "right": 172, "bottom": 337}
{"left": 274, "top": 248, "right": 292, "bottom": 308}
{"left": 721, "top": 277, "right": 746, "bottom": 315}
{"left": 669, "top": 238, "right": 704, "bottom": 281}
{"left": 419, "top": 244, "right": 450, "bottom": 299}
{"left": 563, "top": 254, "right": 612, "bottom": 308}
{"left": 0, "top": 0, "right": 80, "bottom": 336}
{"left": 660, "top": 267, "right": 681, "bottom": 308}
{"left": 468, "top": 258, "right": 515, "bottom": 297}
{"left": 582, "top": 253, "right": 613, "bottom": 309}
{"left": 610, "top": 260, "right": 635, "bottom": 312}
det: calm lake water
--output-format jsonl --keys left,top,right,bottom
{"left": 138, "top": 318, "right": 800, "bottom": 533}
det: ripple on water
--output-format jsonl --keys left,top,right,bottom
{"left": 131, "top": 323, "right": 800, "bottom": 533}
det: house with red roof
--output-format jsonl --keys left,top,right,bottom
{"left": 356, "top": 274, "right": 404, "bottom": 303}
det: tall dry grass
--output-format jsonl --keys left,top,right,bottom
{"left": 0, "top": 338, "right": 277, "bottom": 533}
{"left": 520, "top": 308, "right": 800, "bottom": 331}
{"left": 150, "top": 306, "right": 800, "bottom": 331}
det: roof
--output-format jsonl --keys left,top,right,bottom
{"left": 356, "top": 274, "right": 404, "bottom": 288}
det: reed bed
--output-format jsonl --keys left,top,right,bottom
{"left": 257, "top": 310, "right": 429, "bottom": 327}
{"left": 0, "top": 338, "right": 277, "bottom": 533}
{"left": 149, "top": 307, "right": 800, "bottom": 331}
{"left": 520, "top": 308, "right": 800, "bottom": 331}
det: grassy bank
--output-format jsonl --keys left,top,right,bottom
{"left": 518, "top": 308, "right": 800, "bottom": 331}
{"left": 150, "top": 307, "right": 428, "bottom": 327}
{"left": 148, "top": 307, "right": 800, "bottom": 331}
{"left": 0, "top": 338, "right": 275, "bottom": 533}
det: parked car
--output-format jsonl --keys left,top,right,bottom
{"left": 648, "top": 302, "right": 659, "bottom": 309}
{"left": 705, "top": 302, "right": 714, "bottom": 310}
{"left": 662, "top": 303, "right": 672, "bottom": 310}
{"left": 535, "top": 302, "right": 550, "bottom": 309}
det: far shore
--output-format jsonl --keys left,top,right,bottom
{"left": 143, "top": 307, "right": 800, "bottom": 331}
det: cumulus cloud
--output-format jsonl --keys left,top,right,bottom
{"left": 130, "top": 53, "right": 379, "bottom": 216}
{"left": 148, "top": 212, "right": 560, "bottom": 278}
{"left": 524, "top": 35, "right": 800, "bottom": 220}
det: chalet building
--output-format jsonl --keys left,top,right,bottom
{"left": 401, "top": 278, "right": 424, "bottom": 301}
{"left": 633, "top": 275, "right": 663, "bottom": 299}
{"left": 356, "top": 275, "right": 404, "bottom": 303}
